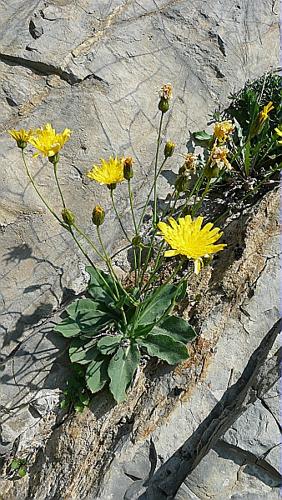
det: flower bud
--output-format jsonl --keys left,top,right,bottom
{"left": 123, "top": 157, "right": 134, "bottom": 180}
{"left": 158, "top": 97, "right": 170, "bottom": 113}
{"left": 132, "top": 235, "right": 142, "bottom": 247}
{"left": 175, "top": 175, "right": 190, "bottom": 193}
{"left": 62, "top": 208, "right": 75, "bottom": 226}
{"left": 164, "top": 141, "right": 175, "bottom": 158}
{"left": 92, "top": 205, "right": 105, "bottom": 226}
{"left": 204, "top": 165, "right": 219, "bottom": 179}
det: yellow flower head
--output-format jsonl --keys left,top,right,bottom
{"left": 29, "top": 123, "right": 71, "bottom": 158}
{"left": 158, "top": 215, "right": 226, "bottom": 274}
{"left": 260, "top": 101, "right": 274, "bottom": 122}
{"left": 8, "top": 128, "right": 34, "bottom": 149}
{"left": 210, "top": 145, "right": 232, "bottom": 171}
{"left": 274, "top": 126, "right": 282, "bottom": 145}
{"left": 159, "top": 83, "right": 173, "bottom": 100}
{"left": 213, "top": 121, "right": 234, "bottom": 143}
{"left": 87, "top": 156, "right": 125, "bottom": 187}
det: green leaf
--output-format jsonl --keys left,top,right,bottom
{"left": 137, "top": 284, "right": 177, "bottom": 327}
{"left": 139, "top": 333, "right": 189, "bottom": 364}
{"left": 86, "top": 266, "right": 118, "bottom": 303}
{"left": 153, "top": 316, "right": 196, "bottom": 344}
{"left": 79, "top": 393, "right": 90, "bottom": 406}
{"left": 18, "top": 466, "right": 27, "bottom": 478}
{"left": 69, "top": 338, "right": 99, "bottom": 365}
{"left": 54, "top": 318, "right": 81, "bottom": 337}
{"left": 175, "top": 280, "right": 187, "bottom": 301}
{"left": 86, "top": 358, "right": 109, "bottom": 394}
{"left": 108, "top": 343, "right": 140, "bottom": 403}
{"left": 11, "top": 459, "right": 21, "bottom": 470}
{"left": 193, "top": 130, "right": 213, "bottom": 147}
{"left": 66, "top": 298, "right": 101, "bottom": 319}
{"left": 97, "top": 335, "right": 123, "bottom": 355}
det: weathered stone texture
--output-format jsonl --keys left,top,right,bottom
{"left": 0, "top": 0, "right": 280, "bottom": 498}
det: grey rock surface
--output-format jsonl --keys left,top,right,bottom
{"left": 0, "top": 0, "right": 280, "bottom": 498}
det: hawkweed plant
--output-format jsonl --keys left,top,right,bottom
{"left": 8, "top": 85, "right": 227, "bottom": 404}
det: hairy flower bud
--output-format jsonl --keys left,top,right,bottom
{"left": 158, "top": 97, "right": 170, "bottom": 113}
{"left": 204, "top": 165, "right": 219, "bottom": 179}
{"left": 123, "top": 157, "right": 134, "bottom": 180}
{"left": 164, "top": 141, "right": 175, "bottom": 158}
{"left": 92, "top": 205, "right": 105, "bottom": 226}
{"left": 62, "top": 208, "right": 75, "bottom": 226}
{"left": 175, "top": 175, "right": 190, "bottom": 193}
{"left": 132, "top": 235, "right": 142, "bottom": 247}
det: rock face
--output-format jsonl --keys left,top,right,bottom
{"left": 0, "top": 0, "right": 280, "bottom": 499}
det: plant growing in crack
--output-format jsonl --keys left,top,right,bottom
{"left": 8, "top": 84, "right": 231, "bottom": 404}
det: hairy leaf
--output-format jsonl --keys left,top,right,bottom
{"left": 97, "top": 335, "right": 123, "bottom": 355}
{"left": 108, "top": 343, "right": 140, "bottom": 403}
{"left": 69, "top": 338, "right": 99, "bottom": 364}
{"left": 137, "top": 284, "right": 176, "bottom": 327}
{"left": 153, "top": 316, "right": 196, "bottom": 344}
{"left": 54, "top": 318, "right": 81, "bottom": 337}
{"left": 139, "top": 333, "right": 189, "bottom": 364}
{"left": 86, "top": 358, "right": 109, "bottom": 394}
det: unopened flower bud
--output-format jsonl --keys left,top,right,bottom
{"left": 62, "top": 208, "right": 75, "bottom": 226}
{"left": 158, "top": 97, "right": 170, "bottom": 113}
{"left": 132, "top": 235, "right": 142, "bottom": 247}
{"left": 164, "top": 141, "right": 175, "bottom": 158}
{"left": 123, "top": 157, "right": 134, "bottom": 180}
{"left": 175, "top": 175, "right": 190, "bottom": 193}
{"left": 204, "top": 165, "right": 219, "bottom": 179}
{"left": 92, "top": 205, "right": 105, "bottom": 226}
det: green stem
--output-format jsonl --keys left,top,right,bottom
{"left": 137, "top": 157, "right": 167, "bottom": 231}
{"left": 97, "top": 226, "right": 128, "bottom": 325}
{"left": 153, "top": 113, "right": 164, "bottom": 226}
{"left": 110, "top": 189, "right": 131, "bottom": 242}
{"left": 73, "top": 224, "right": 106, "bottom": 263}
{"left": 191, "top": 179, "right": 211, "bottom": 217}
{"left": 128, "top": 179, "right": 141, "bottom": 287}
{"left": 22, "top": 150, "right": 62, "bottom": 225}
{"left": 53, "top": 162, "right": 66, "bottom": 209}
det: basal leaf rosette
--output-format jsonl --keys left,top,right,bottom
{"left": 158, "top": 215, "right": 226, "bottom": 274}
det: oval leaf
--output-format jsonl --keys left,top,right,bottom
{"left": 54, "top": 318, "right": 81, "bottom": 337}
{"left": 97, "top": 335, "right": 123, "bottom": 355}
{"left": 69, "top": 338, "right": 99, "bottom": 365}
{"left": 86, "top": 358, "right": 109, "bottom": 394}
{"left": 108, "top": 343, "right": 140, "bottom": 403}
{"left": 154, "top": 316, "right": 196, "bottom": 344}
{"left": 137, "top": 284, "right": 176, "bottom": 326}
{"left": 139, "top": 333, "right": 189, "bottom": 364}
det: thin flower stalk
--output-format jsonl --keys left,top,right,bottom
{"left": 110, "top": 190, "right": 131, "bottom": 243}
{"left": 153, "top": 112, "right": 164, "bottom": 226}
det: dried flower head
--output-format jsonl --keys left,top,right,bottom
{"left": 179, "top": 153, "right": 198, "bottom": 175}
{"left": 210, "top": 145, "right": 232, "bottom": 171}
{"left": 158, "top": 215, "right": 226, "bottom": 274}
{"left": 123, "top": 157, "right": 134, "bottom": 180}
{"left": 159, "top": 83, "right": 173, "bottom": 100}
{"left": 29, "top": 123, "right": 71, "bottom": 158}
{"left": 213, "top": 121, "right": 234, "bottom": 143}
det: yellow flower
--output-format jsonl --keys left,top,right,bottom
{"left": 213, "top": 121, "right": 234, "bottom": 143}
{"left": 29, "top": 123, "right": 71, "bottom": 158}
{"left": 87, "top": 156, "right": 125, "bottom": 187}
{"left": 8, "top": 128, "right": 34, "bottom": 149}
{"left": 259, "top": 101, "right": 274, "bottom": 123}
{"left": 158, "top": 215, "right": 226, "bottom": 274}
{"left": 210, "top": 145, "right": 232, "bottom": 171}
{"left": 274, "top": 126, "right": 282, "bottom": 145}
